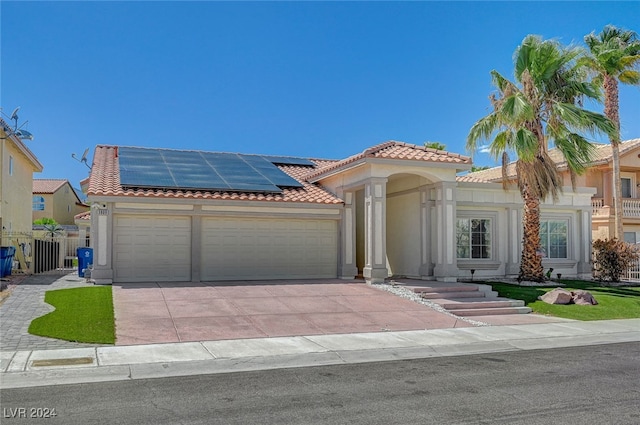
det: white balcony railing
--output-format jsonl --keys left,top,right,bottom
{"left": 592, "top": 198, "right": 640, "bottom": 218}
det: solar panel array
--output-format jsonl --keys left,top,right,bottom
{"left": 118, "top": 147, "right": 310, "bottom": 193}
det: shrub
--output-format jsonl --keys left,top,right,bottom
{"left": 592, "top": 238, "right": 640, "bottom": 283}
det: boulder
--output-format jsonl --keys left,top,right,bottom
{"left": 571, "top": 290, "right": 598, "bottom": 305}
{"left": 539, "top": 288, "right": 573, "bottom": 305}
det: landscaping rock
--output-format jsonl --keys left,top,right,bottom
{"left": 539, "top": 288, "right": 573, "bottom": 305}
{"left": 571, "top": 290, "right": 598, "bottom": 305}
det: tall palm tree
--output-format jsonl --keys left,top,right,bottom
{"left": 467, "top": 35, "right": 615, "bottom": 282}
{"left": 583, "top": 25, "right": 640, "bottom": 239}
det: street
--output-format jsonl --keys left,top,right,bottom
{"left": 1, "top": 342, "right": 639, "bottom": 424}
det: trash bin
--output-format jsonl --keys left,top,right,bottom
{"left": 77, "top": 247, "right": 93, "bottom": 277}
{"left": 0, "top": 246, "right": 16, "bottom": 278}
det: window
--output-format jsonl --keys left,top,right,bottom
{"left": 540, "top": 220, "right": 568, "bottom": 258}
{"left": 32, "top": 196, "right": 45, "bottom": 211}
{"left": 623, "top": 232, "right": 637, "bottom": 244}
{"left": 9, "top": 156, "right": 13, "bottom": 176}
{"left": 621, "top": 178, "right": 632, "bottom": 198}
{"left": 457, "top": 218, "right": 491, "bottom": 259}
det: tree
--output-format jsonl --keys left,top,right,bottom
{"left": 470, "top": 165, "right": 490, "bottom": 172}
{"left": 467, "top": 35, "right": 615, "bottom": 282}
{"left": 583, "top": 25, "right": 640, "bottom": 239}
{"left": 424, "top": 141, "right": 446, "bottom": 150}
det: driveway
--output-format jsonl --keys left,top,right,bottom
{"left": 113, "top": 279, "right": 473, "bottom": 345}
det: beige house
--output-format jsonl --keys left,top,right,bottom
{"left": 32, "top": 179, "right": 88, "bottom": 225}
{"left": 85, "top": 142, "right": 594, "bottom": 284}
{"left": 466, "top": 138, "right": 640, "bottom": 244}
{"left": 0, "top": 117, "right": 43, "bottom": 233}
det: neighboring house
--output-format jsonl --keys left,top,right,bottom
{"left": 85, "top": 142, "right": 594, "bottom": 284}
{"left": 32, "top": 179, "right": 89, "bottom": 225}
{"left": 466, "top": 138, "right": 640, "bottom": 244}
{"left": 0, "top": 117, "right": 43, "bottom": 233}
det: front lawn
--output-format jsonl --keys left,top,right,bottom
{"left": 29, "top": 286, "right": 115, "bottom": 344}
{"left": 488, "top": 280, "right": 640, "bottom": 321}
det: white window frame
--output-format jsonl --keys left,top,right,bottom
{"left": 539, "top": 218, "right": 569, "bottom": 259}
{"left": 620, "top": 172, "right": 636, "bottom": 199}
{"left": 456, "top": 217, "right": 492, "bottom": 259}
{"left": 33, "top": 195, "right": 45, "bottom": 211}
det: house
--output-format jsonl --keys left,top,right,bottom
{"left": 32, "top": 179, "right": 89, "bottom": 225}
{"left": 466, "top": 138, "right": 640, "bottom": 244}
{"left": 0, "top": 117, "right": 43, "bottom": 234}
{"left": 85, "top": 142, "right": 595, "bottom": 284}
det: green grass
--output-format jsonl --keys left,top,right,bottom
{"left": 29, "top": 286, "right": 115, "bottom": 344}
{"left": 488, "top": 280, "right": 640, "bottom": 321}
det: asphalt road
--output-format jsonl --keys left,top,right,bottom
{"left": 2, "top": 342, "right": 639, "bottom": 425}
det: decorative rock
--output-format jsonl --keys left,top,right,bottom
{"left": 539, "top": 288, "right": 573, "bottom": 305}
{"left": 571, "top": 290, "right": 598, "bottom": 305}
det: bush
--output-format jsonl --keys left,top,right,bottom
{"left": 592, "top": 238, "right": 640, "bottom": 283}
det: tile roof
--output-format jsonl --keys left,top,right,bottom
{"left": 74, "top": 210, "right": 91, "bottom": 221}
{"left": 87, "top": 145, "right": 343, "bottom": 205}
{"left": 33, "top": 179, "right": 69, "bottom": 194}
{"left": 306, "top": 141, "right": 472, "bottom": 181}
{"left": 465, "top": 138, "right": 640, "bottom": 182}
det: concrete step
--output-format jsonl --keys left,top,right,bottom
{"left": 451, "top": 306, "right": 533, "bottom": 316}
{"left": 435, "top": 297, "right": 526, "bottom": 310}
{"left": 408, "top": 285, "right": 480, "bottom": 294}
{"left": 420, "top": 291, "right": 491, "bottom": 300}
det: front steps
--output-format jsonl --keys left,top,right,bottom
{"left": 391, "top": 280, "right": 532, "bottom": 317}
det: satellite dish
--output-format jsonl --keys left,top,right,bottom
{"left": 15, "top": 129, "right": 34, "bottom": 141}
{"left": 10, "top": 107, "right": 20, "bottom": 122}
{"left": 81, "top": 148, "right": 89, "bottom": 162}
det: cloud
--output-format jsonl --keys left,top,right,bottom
{"left": 478, "top": 144, "right": 491, "bottom": 154}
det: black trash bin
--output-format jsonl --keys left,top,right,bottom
{"left": 77, "top": 247, "right": 93, "bottom": 277}
{"left": 0, "top": 246, "right": 16, "bottom": 278}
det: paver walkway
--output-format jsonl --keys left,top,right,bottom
{"left": 0, "top": 274, "right": 107, "bottom": 352}
{"left": 113, "top": 280, "right": 474, "bottom": 345}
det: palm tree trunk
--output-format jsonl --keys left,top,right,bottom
{"left": 604, "top": 74, "right": 624, "bottom": 239}
{"left": 518, "top": 183, "right": 544, "bottom": 282}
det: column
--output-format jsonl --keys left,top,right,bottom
{"left": 418, "top": 186, "right": 433, "bottom": 277}
{"left": 90, "top": 203, "right": 113, "bottom": 284}
{"left": 577, "top": 208, "right": 592, "bottom": 278}
{"left": 340, "top": 191, "right": 358, "bottom": 279}
{"left": 363, "top": 178, "right": 388, "bottom": 284}
{"left": 506, "top": 207, "right": 521, "bottom": 276}
{"left": 433, "top": 182, "right": 459, "bottom": 282}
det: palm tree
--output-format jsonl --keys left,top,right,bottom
{"left": 467, "top": 35, "right": 615, "bottom": 281}
{"left": 583, "top": 25, "right": 640, "bottom": 239}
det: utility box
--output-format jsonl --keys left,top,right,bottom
{"left": 77, "top": 247, "right": 93, "bottom": 278}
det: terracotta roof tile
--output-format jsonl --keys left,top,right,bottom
{"left": 33, "top": 179, "right": 68, "bottom": 194}
{"left": 74, "top": 210, "right": 91, "bottom": 220}
{"left": 87, "top": 145, "right": 343, "bottom": 205}
{"left": 307, "top": 141, "right": 472, "bottom": 181}
{"left": 465, "top": 138, "right": 640, "bottom": 182}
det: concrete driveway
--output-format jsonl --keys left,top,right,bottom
{"left": 113, "top": 279, "right": 473, "bottom": 345}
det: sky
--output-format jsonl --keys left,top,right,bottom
{"left": 2, "top": 1, "right": 639, "bottom": 189}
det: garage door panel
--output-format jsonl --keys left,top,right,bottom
{"left": 201, "top": 217, "right": 337, "bottom": 281}
{"left": 114, "top": 215, "right": 191, "bottom": 282}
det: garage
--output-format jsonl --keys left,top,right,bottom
{"left": 201, "top": 217, "right": 338, "bottom": 281}
{"left": 113, "top": 215, "right": 191, "bottom": 282}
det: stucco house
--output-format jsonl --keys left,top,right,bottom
{"left": 0, "top": 117, "right": 43, "bottom": 234}
{"left": 85, "top": 142, "right": 595, "bottom": 284}
{"left": 467, "top": 138, "right": 640, "bottom": 244}
{"left": 32, "top": 179, "right": 88, "bottom": 226}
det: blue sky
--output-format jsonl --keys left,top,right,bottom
{"left": 2, "top": 1, "right": 639, "bottom": 188}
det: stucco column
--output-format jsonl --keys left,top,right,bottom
{"left": 90, "top": 203, "right": 113, "bottom": 284}
{"left": 339, "top": 190, "right": 358, "bottom": 279}
{"left": 577, "top": 208, "right": 593, "bottom": 278}
{"left": 363, "top": 178, "right": 388, "bottom": 284}
{"left": 433, "top": 181, "right": 459, "bottom": 282}
{"left": 418, "top": 186, "right": 433, "bottom": 278}
{"left": 506, "top": 207, "right": 521, "bottom": 276}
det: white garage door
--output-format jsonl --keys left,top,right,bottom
{"left": 201, "top": 217, "right": 338, "bottom": 281}
{"left": 113, "top": 215, "right": 191, "bottom": 282}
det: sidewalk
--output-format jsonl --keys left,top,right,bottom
{"left": 2, "top": 318, "right": 639, "bottom": 389}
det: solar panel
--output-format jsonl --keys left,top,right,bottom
{"left": 118, "top": 147, "right": 311, "bottom": 193}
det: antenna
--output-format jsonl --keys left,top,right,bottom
{"left": 72, "top": 148, "right": 91, "bottom": 170}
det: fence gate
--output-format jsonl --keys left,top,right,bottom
{"left": 1, "top": 231, "right": 90, "bottom": 276}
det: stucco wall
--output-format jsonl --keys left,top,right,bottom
{"left": 1, "top": 139, "right": 38, "bottom": 233}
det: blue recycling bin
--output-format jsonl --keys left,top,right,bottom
{"left": 0, "top": 246, "right": 16, "bottom": 278}
{"left": 77, "top": 247, "right": 93, "bottom": 277}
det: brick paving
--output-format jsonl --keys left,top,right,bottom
{"left": 0, "top": 273, "right": 108, "bottom": 352}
